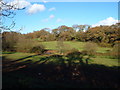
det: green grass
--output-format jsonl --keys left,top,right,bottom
{"left": 2, "top": 52, "right": 119, "bottom": 67}
{"left": 97, "top": 47, "right": 112, "bottom": 53}
{"left": 41, "top": 41, "right": 58, "bottom": 50}
{"left": 2, "top": 41, "right": 117, "bottom": 67}
{"left": 41, "top": 41, "right": 112, "bottom": 53}
{"left": 2, "top": 52, "right": 35, "bottom": 60}
{"left": 2, "top": 52, "right": 50, "bottom": 64}
{"left": 90, "top": 56, "right": 118, "bottom": 67}
{"left": 41, "top": 41, "right": 85, "bottom": 50}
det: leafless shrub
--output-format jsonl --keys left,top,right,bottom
{"left": 83, "top": 42, "right": 98, "bottom": 56}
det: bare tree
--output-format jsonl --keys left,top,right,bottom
{"left": 0, "top": 0, "right": 25, "bottom": 32}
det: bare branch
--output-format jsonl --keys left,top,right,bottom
{"left": 0, "top": 0, "right": 25, "bottom": 32}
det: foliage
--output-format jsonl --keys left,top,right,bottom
{"left": 16, "top": 36, "right": 35, "bottom": 53}
{"left": 22, "top": 23, "right": 120, "bottom": 47}
{"left": 110, "top": 43, "right": 120, "bottom": 59}
{"left": 30, "top": 45, "right": 46, "bottom": 54}
{"left": 84, "top": 24, "right": 120, "bottom": 46}
{"left": 98, "top": 42, "right": 112, "bottom": 47}
{"left": 2, "top": 23, "right": 119, "bottom": 53}
{"left": 16, "top": 34, "right": 46, "bottom": 54}
{"left": 2, "top": 32, "right": 20, "bottom": 52}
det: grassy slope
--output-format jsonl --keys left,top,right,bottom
{"left": 1, "top": 41, "right": 118, "bottom": 67}
{"left": 41, "top": 41, "right": 112, "bottom": 53}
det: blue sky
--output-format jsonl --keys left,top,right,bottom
{"left": 4, "top": 0, "right": 118, "bottom": 33}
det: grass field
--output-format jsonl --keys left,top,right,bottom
{"left": 2, "top": 41, "right": 118, "bottom": 67}
{"left": 2, "top": 41, "right": 119, "bottom": 88}
{"left": 41, "top": 41, "right": 112, "bottom": 53}
{"left": 2, "top": 51, "right": 119, "bottom": 88}
{"left": 2, "top": 47, "right": 118, "bottom": 67}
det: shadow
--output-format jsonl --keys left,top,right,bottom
{"left": 66, "top": 51, "right": 84, "bottom": 67}
{"left": 2, "top": 54, "right": 119, "bottom": 88}
{"left": 3, "top": 54, "right": 40, "bottom": 65}
{"left": 2, "top": 56, "right": 33, "bottom": 72}
{"left": 3, "top": 59, "right": 32, "bottom": 69}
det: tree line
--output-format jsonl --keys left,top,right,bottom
{"left": 23, "top": 23, "right": 120, "bottom": 46}
{"left": 2, "top": 23, "right": 120, "bottom": 57}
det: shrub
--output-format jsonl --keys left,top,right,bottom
{"left": 66, "top": 50, "right": 82, "bottom": 59}
{"left": 65, "top": 48, "right": 79, "bottom": 55}
{"left": 2, "top": 32, "right": 20, "bottom": 52}
{"left": 56, "top": 40, "right": 72, "bottom": 54}
{"left": 83, "top": 42, "right": 98, "bottom": 56}
{"left": 16, "top": 37, "right": 35, "bottom": 52}
{"left": 30, "top": 45, "right": 46, "bottom": 54}
{"left": 16, "top": 36, "right": 46, "bottom": 54}
{"left": 98, "top": 42, "right": 111, "bottom": 47}
{"left": 110, "top": 43, "right": 120, "bottom": 59}
{"left": 2, "top": 40, "right": 16, "bottom": 52}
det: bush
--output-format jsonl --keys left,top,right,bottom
{"left": 2, "top": 40, "right": 16, "bottom": 52}
{"left": 56, "top": 40, "right": 72, "bottom": 54}
{"left": 110, "top": 43, "right": 120, "bottom": 59}
{"left": 83, "top": 42, "right": 98, "bottom": 56}
{"left": 65, "top": 48, "right": 79, "bottom": 55}
{"left": 2, "top": 32, "right": 20, "bottom": 52}
{"left": 16, "top": 36, "right": 46, "bottom": 54}
{"left": 30, "top": 45, "right": 46, "bottom": 54}
{"left": 98, "top": 42, "right": 111, "bottom": 47}
{"left": 66, "top": 49, "right": 82, "bottom": 59}
{"left": 16, "top": 37, "right": 35, "bottom": 52}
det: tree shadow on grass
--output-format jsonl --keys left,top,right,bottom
{"left": 2, "top": 53, "right": 119, "bottom": 88}
{"left": 3, "top": 54, "right": 40, "bottom": 65}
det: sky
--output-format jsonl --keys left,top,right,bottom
{"left": 2, "top": 0, "right": 119, "bottom": 33}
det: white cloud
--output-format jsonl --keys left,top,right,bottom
{"left": 27, "top": 4, "right": 46, "bottom": 14}
{"left": 92, "top": 17, "right": 118, "bottom": 27}
{"left": 8, "top": 0, "right": 30, "bottom": 9}
{"left": 42, "top": 14, "right": 55, "bottom": 22}
{"left": 42, "top": 0, "right": 48, "bottom": 3}
{"left": 48, "top": 7, "right": 56, "bottom": 11}
{"left": 56, "top": 18, "right": 62, "bottom": 23}
{"left": 6, "top": 0, "right": 46, "bottom": 14}
{"left": 49, "top": 14, "right": 55, "bottom": 19}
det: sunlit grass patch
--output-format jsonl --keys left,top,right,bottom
{"left": 41, "top": 41, "right": 112, "bottom": 53}
{"left": 90, "top": 56, "right": 118, "bottom": 67}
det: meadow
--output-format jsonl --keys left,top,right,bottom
{"left": 1, "top": 1, "right": 119, "bottom": 88}
{"left": 2, "top": 41, "right": 119, "bottom": 88}
{"left": 2, "top": 41, "right": 118, "bottom": 67}
{"left": 41, "top": 41, "right": 112, "bottom": 53}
